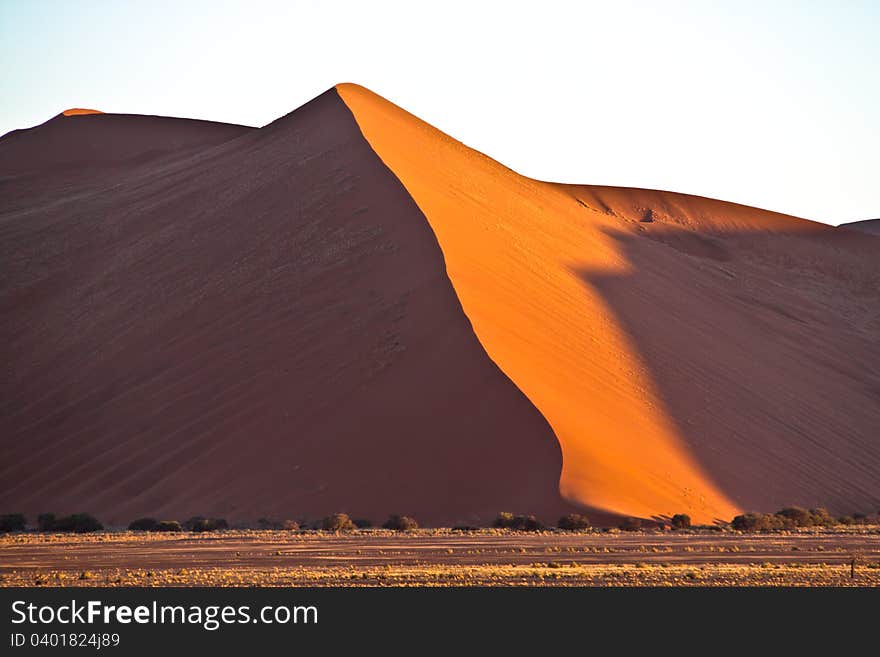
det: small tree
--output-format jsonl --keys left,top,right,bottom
{"left": 731, "top": 512, "right": 785, "bottom": 531}
{"left": 383, "top": 515, "right": 418, "bottom": 531}
{"left": 809, "top": 508, "right": 835, "bottom": 527}
{"left": 776, "top": 507, "right": 813, "bottom": 527}
{"left": 128, "top": 518, "right": 158, "bottom": 531}
{"left": 184, "top": 517, "right": 228, "bottom": 532}
{"left": 517, "top": 515, "right": 544, "bottom": 531}
{"left": 322, "top": 513, "right": 357, "bottom": 532}
{"left": 558, "top": 513, "right": 591, "bottom": 531}
{"left": 38, "top": 513, "right": 56, "bottom": 532}
{"left": 155, "top": 520, "right": 183, "bottom": 532}
{"left": 493, "top": 512, "right": 544, "bottom": 531}
{"left": 619, "top": 517, "right": 643, "bottom": 531}
{"left": 670, "top": 514, "right": 691, "bottom": 529}
{"left": 493, "top": 512, "right": 516, "bottom": 529}
{"left": 0, "top": 514, "right": 26, "bottom": 533}
{"left": 51, "top": 513, "right": 103, "bottom": 533}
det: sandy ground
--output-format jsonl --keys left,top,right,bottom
{"left": 2, "top": 530, "right": 879, "bottom": 587}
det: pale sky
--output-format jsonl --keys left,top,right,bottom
{"left": 1, "top": 0, "right": 877, "bottom": 224}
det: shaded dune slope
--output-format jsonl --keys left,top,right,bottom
{"left": 337, "top": 84, "right": 880, "bottom": 522}
{"left": 839, "top": 218, "right": 880, "bottom": 236}
{"left": 571, "top": 186, "right": 880, "bottom": 515}
{"left": 0, "top": 89, "right": 571, "bottom": 526}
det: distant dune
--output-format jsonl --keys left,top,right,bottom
{"left": 839, "top": 218, "right": 880, "bottom": 236}
{"left": 1, "top": 86, "right": 878, "bottom": 526}
{"left": 0, "top": 111, "right": 252, "bottom": 175}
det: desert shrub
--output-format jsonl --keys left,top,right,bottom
{"left": 838, "top": 515, "right": 856, "bottom": 526}
{"left": 128, "top": 517, "right": 158, "bottom": 531}
{"left": 776, "top": 507, "right": 814, "bottom": 527}
{"left": 517, "top": 515, "right": 544, "bottom": 531}
{"left": 619, "top": 517, "right": 643, "bottom": 531}
{"left": 257, "top": 518, "right": 299, "bottom": 531}
{"left": 493, "top": 513, "right": 544, "bottom": 531}
{"left": 853, "top": 512, "right": 868, "bottom": 525}
{"left": 382, "top": 515, "right": 419, "bottom": 531}
{"left": 184, "top": 517, "right": 205, "bottom": 531}
{"left": 0, "top": 514, "right": 26, "bottom": 532}
{"left": 732, "top": 507, "right": 854, "bottom": 532}
{"left": 493, "top": 512, "right": 516, "bottom": 528}
{"left": 557, "top": 513, "right": 591, "bottom": 531}
{"left": 38, "top": 513, "right": 56, "bottom": 532}
{"left": 352, "top": 518, "right": 373, "bottom": 529}
{"left": 322, "top": 513, "right": 357, "bottom": 532}
{"left": 670, "top": 514, "right": 692, "bottom": 529}
{"left": 808, "top": 508, "right": 835, "bottom": 526}
{"left": 155, "top": 520, "right": 183, "bottom": 532}
{"left": 731, "top": 513, "right": 761, "bottom": 531}
{"left": 50, "top": 513, "right": 103, "bottom": 533}
{"left": 184, "top": 517, "right": 228, "bottom": 532}
{"left": 452, "top": 525, "right": 478, "bottom": 532}
{"left": 731, "top": 512, "right": 786, "bottom": 532}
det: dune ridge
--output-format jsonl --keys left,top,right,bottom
{"left": 0, "top": 112, "right": 253, "bottom": 176}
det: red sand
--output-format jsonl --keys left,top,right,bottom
{"left": 1, "top": 85, "right": 878, "bottom": 527}
{"left": 0, "top": 90, "right": 572, "bottom": 527}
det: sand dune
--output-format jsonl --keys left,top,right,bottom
{"left": 0, "top": 90, "right": 570, "bottom": 526}
{"left": 1, "top": 84, "right": 878, "bottom": 526}
{"left": 337, "top": 84, "right": 880, "bottom": 523}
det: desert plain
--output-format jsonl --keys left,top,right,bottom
{"left": 3, "top": 527, "right": 880, "bottom": 587}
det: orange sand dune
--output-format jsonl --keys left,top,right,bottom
{"left": 338, "top": 83, "right": 880, "bottom": 523}
{"left": 62, "top": 108, "right": 103, "bottom": 116}
{"left": 0, "top": 90, "right": 572, "bottom": 527}
{"left": 1, "top": 85, "right": 878, "bottom": 526}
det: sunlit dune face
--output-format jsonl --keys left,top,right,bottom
{"left": 337, "top": 83, "right": 741, "bottom": 524}
{"left": 62, "top": 108, "right": 103, "bottom": 116}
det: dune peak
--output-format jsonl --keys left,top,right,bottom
{"left": 62, "top": 108, "right": 103, "bottom": 116}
